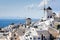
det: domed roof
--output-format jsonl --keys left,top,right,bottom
{"left": 26, "top": 18, "right": 31, "bottom": 20}
{"left": 47, "top": 7, "right": 52, "bottom": 10}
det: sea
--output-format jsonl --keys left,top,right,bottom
{"left": 0, "top": 19, "right": 38, "bottom": 28}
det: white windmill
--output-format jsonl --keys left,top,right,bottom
{"left": 40, "top": 0, "right": 55, "bottom": 20}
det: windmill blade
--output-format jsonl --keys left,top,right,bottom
{"left": 40, "top": 8, "right": 47, "bottom": 10}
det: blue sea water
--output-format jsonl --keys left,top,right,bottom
{"left": 0, "top": 19, "right": 38, "bottom": 28}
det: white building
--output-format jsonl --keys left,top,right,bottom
{"left": 20, "top": 28, "right": 50, "bottom": 40}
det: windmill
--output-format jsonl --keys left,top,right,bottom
{"left": 40, "top": 0, "right": 55, "bottom": 20}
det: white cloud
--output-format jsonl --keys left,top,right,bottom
{"left": 25, "top": 4, "right": 34, "bottom": 9}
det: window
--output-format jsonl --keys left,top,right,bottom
{"left": 10, "top": 37, "right": 13, "bottom": 40}
{"left": 34, "top": 26, "right": 38, "bottom": 28}
{"left": 50, "top": 24, "right": 52, "bottom": 26}
{"left": 15, "top": 38, "right": 17, "bottom": 39}
{"left": 26, "top": 35, "right": 28, "bottom": 37}
{"left": 38, "top": 37, "right": 40, "bottom": 40}
{"left": 57, "top": 25, "right": 60, "bottom": 29}
{"left": 14, "top": 34, "right": 16, "bottom": 37}
{"left": 23, "top": 32, "right": 25, "bottom": 33}
{"left": 50, "top": 16, "right": 52, "bottom": 18}
{"left": 30, "top": 37, "right": 32, "bottom": 40}
{"left": 47, "top": 16, "right": 49, "bottom": 18}
{"left": 26, "top": 39, "right": 29, "bottom": 40}
{"left": 0, "top": 28, "right": 1, "bottom": 30}
{"left": 33, "top": 37, "right": 36, "bottom": 40}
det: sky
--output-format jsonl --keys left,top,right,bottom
{"left": 0, "top": 0, "right": 60, "bottom": 19}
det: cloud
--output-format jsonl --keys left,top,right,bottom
{"left": 24, "top": 4, "right": 34, "bottom": 9}
{"left": 38, "top": 0, "right": 50, "bottom": 8}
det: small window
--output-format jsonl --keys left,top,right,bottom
{"left": 30, "top": 37, "right": 32, "bottom": 40}
{"left": 50, "top": 24, "right": 52, "bottom": 26}
{"left": 33, "top": 37, "right": 36, "bottom": 40}
{"left": 34, "top": 26, "right": 38, "bottom": 28}
{"left": 26, "top": 35, "right": 28, "bottom": 37}
{"left": 47, "top": 16, "right": 49, "bottom": 18}
{"left": 15, "top": 38, "right": 17, "bottom": 39}
{"left": 50, "top": 16, "right": 52, "bottom": 18}
{"left": 0, "top": 28, "right": 1, "bottom": 30}
{"left": 23, "top": 32, "right": 25, "bottom": 33}
{"left": 26, "top": 39, "right": 29, "bottom": 40}
{"left": 57, "top": 25, "right": 60, "bottom": 29}
{"left": 10, "top": 38, "right": 13, "bottom": 40}
{"left": 38, "top": 37, "right": 40, "bottom": 40}
{"left": 14, "top": 34, "right": 16, "bottom": 36}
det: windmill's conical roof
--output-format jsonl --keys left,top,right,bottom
{"left": 47, "top": 7, "right": 52, "bottom": 10}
